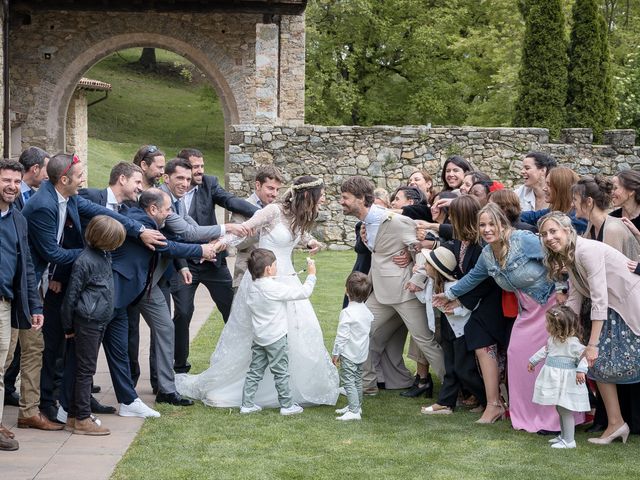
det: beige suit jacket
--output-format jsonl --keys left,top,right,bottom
{"left": 567, "top": 236, "right": 640, "bottom": 335}
{"left": 369, "top": 212, "right": 421, "bottom": 305}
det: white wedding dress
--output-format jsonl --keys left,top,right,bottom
{"left": 175, "top": 203, "right": 339, "bottom": 408}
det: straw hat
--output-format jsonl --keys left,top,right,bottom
{"left": 424, "top": 247, "right": 457, "bottom": 281}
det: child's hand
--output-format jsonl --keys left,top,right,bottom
{"left": 576, "top": 372, "right": 586, "bottom": 385}
{"left": 307, "top": 257, "right": 317, "bottom": 276}
{"left": 332, "top": 355, "right": 340, "bottom": 366}
{"left": 527, "top": 362, "right": 535, "bottom": 373}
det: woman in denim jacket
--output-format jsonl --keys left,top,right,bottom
{"left": 435, "top": 203, "right": 585, "bottom": 432}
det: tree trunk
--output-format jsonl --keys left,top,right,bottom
{"left": 139, "top": 48, "right": 157, "bottom": 69}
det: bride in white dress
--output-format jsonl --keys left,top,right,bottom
{"left": 176, "top": 176, "right": 339, "bottom": 408}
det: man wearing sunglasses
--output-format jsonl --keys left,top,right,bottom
{"left": 133, "top": 145, "right": 166, "bottom": 190}
{"left": 21, "top": 153, "right": 166, "bottom": 425}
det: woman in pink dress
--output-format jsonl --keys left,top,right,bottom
{"left": 435, "top": 203, "right": 585, "bottom": 432}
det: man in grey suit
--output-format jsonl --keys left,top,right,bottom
{"left": 160, "top": 155, "right": 256, "bottom": 373}
{"left": 340, "top": 176, "right": 444, "bottom": 396}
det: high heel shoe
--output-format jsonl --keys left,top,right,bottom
{"left": 475, "top": 402, "right": 505, "bottom": 424}
{"left": 587, "top": 423, "right": 630, "bottom": 445}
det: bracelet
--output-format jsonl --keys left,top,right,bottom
{"left": 587, "top": 343, "right": 599, "bottom": 348}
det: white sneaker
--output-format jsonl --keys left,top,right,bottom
{"left": 240, "top": 405, "right": 263, "bottom": 414}
{"left": 119, "top": 398, "right": 161, "bottom": 418}
{"left": 548, "top": 435, "right": 563, "bottom": 444}
{"left": 58, "top": 406, "right": 102, "bottom": 425}
{"left": 335, "top": 406, "right": 362, "bottom": 415}
{"left": 551, "top": 439, "right": 576, "bottom": 449}
{"left": 336, "top": 411, "right": 362, "bottom": 421}
{"left": 338, "top": 387, "right": 347, "bottom": 396}
{"left": 280, "top": 404, "right": 303, "bottom": 416}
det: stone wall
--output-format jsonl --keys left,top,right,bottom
{"left": 8, "top": 10, "right": 305, "bottom": 153}
{"left": 227, "top": 124, "right": 640, "bottom": 245}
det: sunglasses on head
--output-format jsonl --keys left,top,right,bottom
{"left": 60, "top": 154, "right": 80, "bottom": 178}
{"left": 142, "top": 145, "right": 159, "bottom": 158}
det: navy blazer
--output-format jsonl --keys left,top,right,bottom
{"left": 78, "top": 187, "right": 108, "bottom": 207}
{"left": 7, "top": 206, "right": 43, "bottom": 328}
{"left": 21, "top": 181, "right": 144, "bottom": 279}
{"left": 14, "top": 186, "right": 35, "bottom": 212}
{"left": 110, "top": 207, "right": 204, "bottom": 309}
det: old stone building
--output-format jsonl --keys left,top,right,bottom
{"left": 0, "top": 0, "right": 306, "bottom": 156}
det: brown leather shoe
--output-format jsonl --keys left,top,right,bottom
{"left": 0, "top": 424, "right": 15, "bottom": 438}
{"left": 17, "top": 412, "right": 65, "bottom": 431}
{"left": 73, "top": 417, "right": 110, "bottom": 436}
{"left": 0, "top": 430, "right": 19, "bottom": 451}
{"left": 64, "top": 417, "right": 76, "bottom": 432}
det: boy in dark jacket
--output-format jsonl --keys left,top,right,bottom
{"left": 61, "top": 216, "right": 125, "bottom": 435}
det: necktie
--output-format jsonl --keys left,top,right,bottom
{"left": 174, "top": 200, "right": 181, "bottom": 215}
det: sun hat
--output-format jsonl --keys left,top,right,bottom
{"left": 424, "top": 246, "right": 457, "bottom": 281}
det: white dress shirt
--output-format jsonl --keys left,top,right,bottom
{"left": 332, "top": 302, "right": 374, "bottom": 364}
{"left": 55, "top": 189, "right": 68, "bottom": 243}
{"left": 514, "top": 184, "right": 537, "bottom": 212}
{"left": 183, "top": 185, "right": 198, "bottom": 216}
{"left": 106, "top": 187, "right": 119, "bottom": 211}
{"left": 362, "top": 204, "right": 388, "bottom": 251}
{"left": 246, "top": 275, "right": 317, "bottom": 346}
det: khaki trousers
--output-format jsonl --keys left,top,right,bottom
{"left": 4, "top": 326, "right": 44, "bottom": 419}
{"left": 0, "top": 301, "right": 11, "bottom": 423}
{"left": 363, "top": 294, "right": 445, "bottom": 389}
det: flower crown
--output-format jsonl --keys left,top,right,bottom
{"left": 291, "top": 178, "right": 324, "bottom": 191}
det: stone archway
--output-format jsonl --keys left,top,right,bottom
{"left": 48, "top": 33, "right": 240, "bottom": 154}
{"left": 8, "top": 8, "right": 305, "bottom": 159}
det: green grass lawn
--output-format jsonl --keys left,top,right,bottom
{"left": 85, "top": 48, "right": 225, "bottom": 187}
{"left": 112, "top": 250, "right": 637, "bottom": 480}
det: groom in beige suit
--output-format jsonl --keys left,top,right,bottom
{"left": 340, "top": 176, "right": 444, "bottom": 395}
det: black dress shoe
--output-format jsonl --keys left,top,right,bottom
{"left": 156, "top": 392, "right": 194, "bottom": 406}
{"left": 152, "top": 386, "right": 158, "bottom": 395}
{"left": 400, "top": 373, "right": 434, "bottom": 398}
{"left": 91, "top": 385, "right": 102, "bottom": 394}
{"left": 90, "top": 396, "right": 116, "bottom": 414}
{"left": 536, "top": 429, "right": 561, "bottom": 436}
{"left": 4, "top": 391, "right": 20, "bottom": 407}
{"left": 174, "top": 362, "right": 192, "bottom": 374}
{"left": 586, "top": 423, "right": 606, "bottom": 433}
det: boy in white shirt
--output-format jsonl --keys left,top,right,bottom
{"left": 240, "top": 248, "right": 317, "bottom": 416}
{"left": 332, "top": 272, "right": 374, "bottom": 421}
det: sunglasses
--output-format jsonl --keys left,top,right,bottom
{"left": 142, "top": 145, "right": 159, "bottom": 158}
{"left": 60, "top": 154, "right": 80, "bottom": 178}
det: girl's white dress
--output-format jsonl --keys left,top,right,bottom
{"left": 175, "top": 203, "right": 339, "bottom": 408}
{"left": 529, "top": 336, "right": 590, "bottom": 412}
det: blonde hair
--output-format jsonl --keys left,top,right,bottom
{"left": 373, "top": 187, "right": 391, "bottom": 208}
{"left": 477, "top": 203, "right": 512, "bottom": 267}
{"left": 545, "top": 305, "right": 582, "bottom": 343}
{"left": 538, "top": 211, "right": 577, "bottom": 282}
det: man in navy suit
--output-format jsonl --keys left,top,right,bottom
{"left": 21, "top": 153, "right": 166, "bottom": 424}
{"left": 168, "top": 151, "right": 259, "bottom": 374}
{"left": 78, "top": 161, "right": 143, "bottom": 213}
{"left": 4, "top": 147, "right": 50, "bottom": 409}
{"left": 112, "top": 189, "right": 217, "bottom": 406}
{"left": 0, "top": 159, "right": 44, "bottom": 450}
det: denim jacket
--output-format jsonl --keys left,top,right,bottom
{"left": 446, "top": 230, "right": 554, "bottom": 305}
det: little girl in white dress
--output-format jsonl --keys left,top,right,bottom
{"left": 528, "top": 305, "right": 590, "bottom": 449}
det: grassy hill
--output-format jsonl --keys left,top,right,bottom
{"left": 84, "top": 48, "right": 225, "bottom": 187}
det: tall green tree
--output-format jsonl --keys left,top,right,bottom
{"left": 513, "top": 0, "right": 568, "bottom": 138}
{"left": 566, "top": 0, "right": 616, "bottom": 140}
